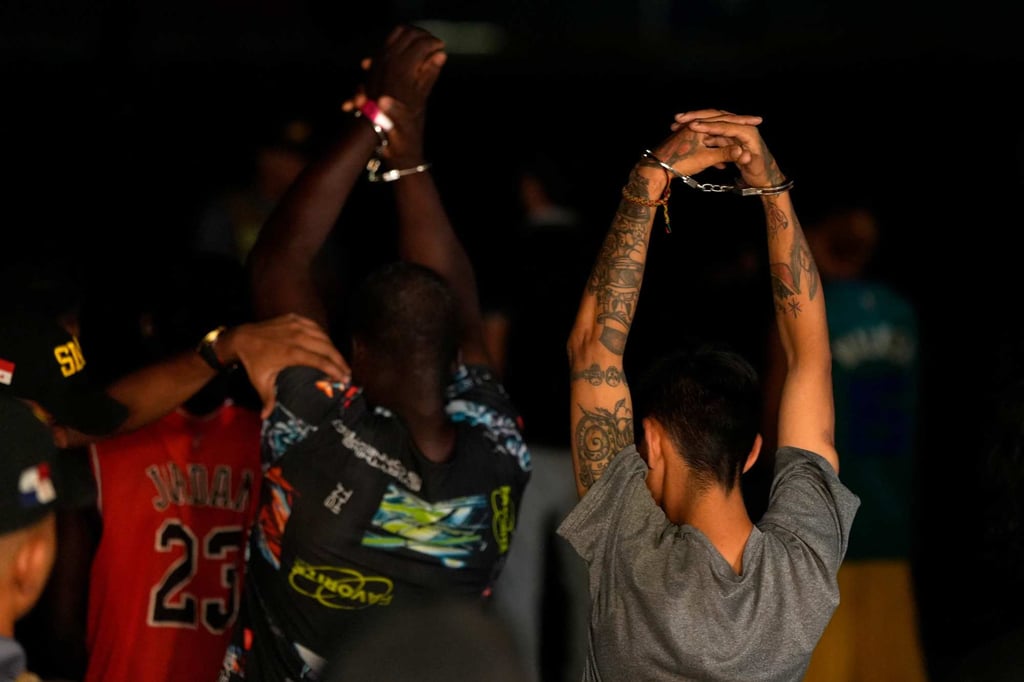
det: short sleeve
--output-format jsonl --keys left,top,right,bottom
{"left": 557, "top": 445, "right": 652, "bottom": 565}
{"left": 759, "top": 447, "right": 861, "bottom": 573}
{"left": 263, "top": 366, "right": 362, "bottom": 465}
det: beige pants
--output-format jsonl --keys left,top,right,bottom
{"left": 803, "top": 559, "right": 929, "bottom": 682}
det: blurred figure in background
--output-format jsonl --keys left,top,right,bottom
{"left": 0, "top": 393, "right": 61, "bottom": 682}
{"left": 480, "top": 150, "right": 593, "bottom": 682}
{"left": 929, "top": 318, "right": 1024, "bottom": 681}
{"left": 762, "top": 199, "right": 926, "bottom": 681}
{"left": 193, "top": 116, "right": 314, "bottom": 265}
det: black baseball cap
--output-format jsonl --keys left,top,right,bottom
{"left": 0, "top": 310, "right": 129, "bottom": 436}
{"left": 0, "top": 393, "right": 61, "bottom": 534}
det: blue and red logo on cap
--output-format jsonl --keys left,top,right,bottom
{"left": 19, "top": 462, "right": 56, "bottom": 507}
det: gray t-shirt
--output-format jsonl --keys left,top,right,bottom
{"left": 557, "top": 445, "right": 860, "bottom": 682}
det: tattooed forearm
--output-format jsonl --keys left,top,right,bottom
{"left": 574, "top": 399, "right": 634, "bottom": 492}
{"left": 766, "top": 197, "right": 788, "bottom": 240}
{"left": 571, "top": 363, "right": 626, "bottom": 387}
{"left": 768, "top": 216, "right": 819, "bottom": 317}
{"left": 585, "top": 170, "right": 656, "bottom": 355}
{"left": 791, "top": 221, "right": 819, "bottom": 301}
{"left": 760, "top": 143, "right": 784, "bottom": 186}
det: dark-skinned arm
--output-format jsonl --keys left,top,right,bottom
{"left": 247, "top": 117, "right": 380, "bottom": 328}
{"left": 54, "top": 313, "right": 348, "bottom": 446}
{"left": 366, "top": 27, "right": 491, "bottom": 366}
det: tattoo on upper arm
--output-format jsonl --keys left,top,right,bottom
{"left": 586, "top": 171, "right": 653, "bottom": 356}
{"left": 574, "top": 399, "right": 634, "bottom": 492}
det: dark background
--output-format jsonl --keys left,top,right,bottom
{"left": 4, "top": 0, "right": 1020, "bottom": 262}
{"left": 4, "top": 1, "right": 1023, "bottom": 677}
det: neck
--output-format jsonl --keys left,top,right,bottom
{"left": 679, "top": 486, "right": 754, "bottom": 575}
{"left": 363, "top": 373, "right": 454, "bottom": 464}
{"left": 0, "top": 608, "right": 13, "bottom": 639}
{"left": 402, "top": 411, "right": 456, "bottom": 463}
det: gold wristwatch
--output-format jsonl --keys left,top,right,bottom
{"left": 197, "top": 325, "right": 230, "bottom": 372}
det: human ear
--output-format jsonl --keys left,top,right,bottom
{"left": 643, "top": 418, "right": 667, "bottom": 501}
{"left": 742, "top": 433, "right": 763, "bottom": 474}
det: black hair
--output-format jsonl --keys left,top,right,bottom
{"left": 349, "top": 261, "right": 459, "bottom": 376}
{"left": 633, "top": 344, "right": 761, "bottom": 492}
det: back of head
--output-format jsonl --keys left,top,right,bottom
{"left": 349, "top": 262, "right": 459, "bottom": 379}
{"left": 634, "top": 345, "right": 760, "bottom": 492}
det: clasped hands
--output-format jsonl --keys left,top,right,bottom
{"left": 341, "top": 25, "right": 447, "bottom": 166}
{"left": 647, "top": 109, "right": 786, "bottom": 191}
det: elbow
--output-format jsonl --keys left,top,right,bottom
{"left": 566, "top": 324, "right": 595, "bottom": 369}
{"left": 781, "top": 335, "right": 833, "bottom": 378}
{"left": 566, "top": 324, "right": 617, "bottom": 374}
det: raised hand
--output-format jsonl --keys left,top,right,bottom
{"left": 671, "top": 110, "right": 786, "bottom": 189}
{"left": 364, "top": 25, "right": 447, "bottom": 115}
{"left": 224, "top": 314, "right": 350, "bottom": 419}
{"left": 346, "top": 25, "right": 447, "bottom": 167}
{"left": 646, "top": 108, "right": 763, "bottom": 180}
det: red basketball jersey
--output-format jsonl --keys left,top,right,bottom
{"left": 85, "top": 402, "right": 261, "bottom": 682}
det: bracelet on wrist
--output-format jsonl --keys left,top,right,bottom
{"left": 353, "top": 109, "right": 389, "bottom": 149}
{"left": 359, "top": 99, "right": 394, "bottom": 132}
{"left": 621, "top": 183, "right": 672, "bottom": 233}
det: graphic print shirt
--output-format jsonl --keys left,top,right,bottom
{"left": 221, "top": 364, "right": 531, "bottom": 681}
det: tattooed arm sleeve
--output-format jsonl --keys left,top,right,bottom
{"left": 677, "top": 112, "right": 838, "bottom": 474}
{"left": 764, "top": 190, "right": 839, "bottom": 474}
{"left": 565, "top": 164, "right": 668, "bottom": 497}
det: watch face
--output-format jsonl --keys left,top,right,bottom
{"left": 203, "top": 327, "right": 225, "bottom": 345}
{"left": 198, "top": 327, "right": 228, "bottom": 371}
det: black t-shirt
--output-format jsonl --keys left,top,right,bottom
{"left": 221, "top": 364, "right": 531, "bottom": 681}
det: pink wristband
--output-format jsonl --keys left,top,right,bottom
{"left": 359, "top": 99, "right": 394, "bottom": 132}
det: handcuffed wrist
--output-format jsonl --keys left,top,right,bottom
{"left": 366, "top": 157, "right": 432, "bottom": 183}
{"left": 640, "top": 149, "right": 794, "bottom": 196}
